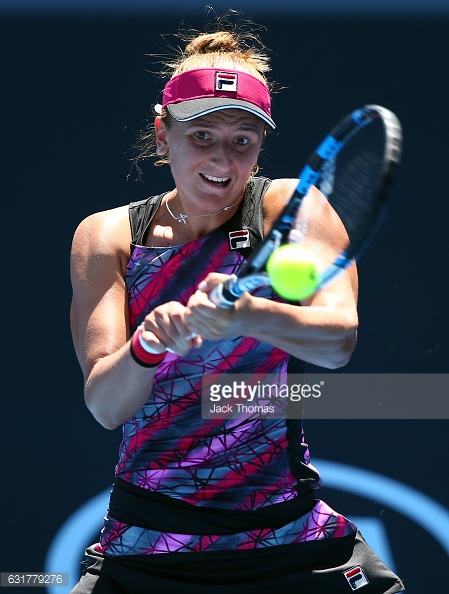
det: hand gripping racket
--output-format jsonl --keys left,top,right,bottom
{"left": 210, "top": 104, "right": 402, "bottom": 307}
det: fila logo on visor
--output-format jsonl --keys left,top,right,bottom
{"left": 343, "top": 566, "right": 369, "bottom": 591}
{"left": 216, "top": 72, "right": 238, "bottom": 92}
{"left": 229, "top": 229, "right": 250, "bottom": 250}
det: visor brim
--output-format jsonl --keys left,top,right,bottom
{"left": 166, "top": 98, "right": 276, "bottom": 129}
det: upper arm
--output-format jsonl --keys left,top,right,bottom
{"left": 70, "top": 206, "right": 132, "bottom": 380}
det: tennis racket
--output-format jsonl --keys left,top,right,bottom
{"left": 210, "top": 104, "right": 402, "bottom": 307}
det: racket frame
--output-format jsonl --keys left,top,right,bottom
{"left": 210, "top": 104, "right": 402, "bottom": 308}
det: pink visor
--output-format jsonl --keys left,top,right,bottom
{"left": 156, "top": 68, "right": 275, "bottom": 129}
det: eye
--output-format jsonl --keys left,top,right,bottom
{"left": 194, "top": 131, "right": 211, "bottom": 141}
{"left": 234, "top": 137, "right": 250, "bottom": 146}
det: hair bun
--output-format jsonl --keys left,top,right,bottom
{"left": 185, "top": 32, "right": 239, "bottom": 56}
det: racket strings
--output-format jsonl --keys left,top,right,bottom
{"left": 324, "top": 118, "right": 388, "bottom": 256}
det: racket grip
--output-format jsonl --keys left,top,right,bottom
{"left": 208, "top": 272, "right": 271, "bottom": 308}
{"left": 209, "top": 276, "right": 239, "bottom": 309}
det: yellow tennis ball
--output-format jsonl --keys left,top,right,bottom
{"left": 266, "top": 244, "right": 319, "bottom": 301}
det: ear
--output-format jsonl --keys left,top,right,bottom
{"left": 155, "top": 116, "right": 169, "bottom": 155}
{"left": 262, "top": 124, "right": 268, "bottom": 145}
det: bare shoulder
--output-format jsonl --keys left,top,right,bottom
{"left": 72, "top": 205, "right": 130, "bottom": 251}
{"left": 70, "top": 205, "right": 132, "bottom": 370}
{"left": 264, "top": 178, "right": 297, "bottom": 207}
{"left": 263, "top": 178, "right": 343, "bottom": 239}
{"left": 71, "top": 205, "right": 131, "bottom": 276}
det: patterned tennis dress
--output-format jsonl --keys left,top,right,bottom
{"left": 97, "top": 177, "right": 356, "bottom": 556}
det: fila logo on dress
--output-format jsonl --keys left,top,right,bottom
{"left": 229, "top": 229, "right": 251, "bottom": 250}
{"left": 343, "top": 566, "right": 370, "bottom": 590}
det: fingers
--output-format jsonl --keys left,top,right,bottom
{"left": 185, "top": 288, "right": 235, "bottom": 341}
{"left": 197, "top": 272, "right": 230, "bottom": 295}
{"left": 139, "top": 274, "right": 237, "bottom": 354}
{"left": 184, "top": 273, "right": 240, "bottom": 340}
{"left": 139, "top": 326, "right": 169, "bottom": 354}
{"left": 141, "top": 301, "right": 198, "bottom": 356}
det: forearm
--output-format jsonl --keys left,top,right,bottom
{"left": 84, "top": 339, "right": 160, "bottom": 430}
{"left": 239, "top": 294, "right": 358, "bottom": 369}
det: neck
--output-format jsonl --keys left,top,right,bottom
{"left": 150, "top": 187, "right": 246, "bottom": 246}
{"left": 166, "top": 192, "right": 241, "bottom": 223}
{"left": 165, "top": 184, "right": 247, "bottom": 226}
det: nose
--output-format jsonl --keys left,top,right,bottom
{"left": 210, "top": 140, "right": 233, "bottom": 169}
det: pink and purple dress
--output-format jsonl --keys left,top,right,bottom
{"left": 97, "top": 177, "right": 356, "bottom": 557}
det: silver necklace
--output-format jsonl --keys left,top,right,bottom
{"left": 165, "top": 194, "right": 242, "bottom": 224}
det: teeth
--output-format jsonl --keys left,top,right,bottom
{"left": 202, "top": 173, "right": 230, "bottom": 183}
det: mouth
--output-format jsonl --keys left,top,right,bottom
{"left": 200, "top": 173, "right": 231, "bottom": 187}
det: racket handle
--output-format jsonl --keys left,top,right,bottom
{"left": 209, "top": 272, "right": 271, "bottom": 308}
{"left": 209, "top": 276, "right": 239, "bottom": 309}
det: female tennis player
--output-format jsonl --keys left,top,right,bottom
{"left": 69, "top": 17, "right": 405, "bottom": 594}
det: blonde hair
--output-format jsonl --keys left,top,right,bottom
{"left": 129, "top": 14, "right": 273, "bottom": 175}
{"left": 168, "top": 30, "right": 271, "bottom": 83}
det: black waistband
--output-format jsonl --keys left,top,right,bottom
{"left": 109, "top": 478, "right": 316, "bottom": 535}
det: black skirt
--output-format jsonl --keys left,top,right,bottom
{"left": 71, "top": 530, "right": 405, "bottom": 594}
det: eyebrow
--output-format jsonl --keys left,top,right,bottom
{"left": 186, "top": 117, "right": 263, "bottom": 132}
